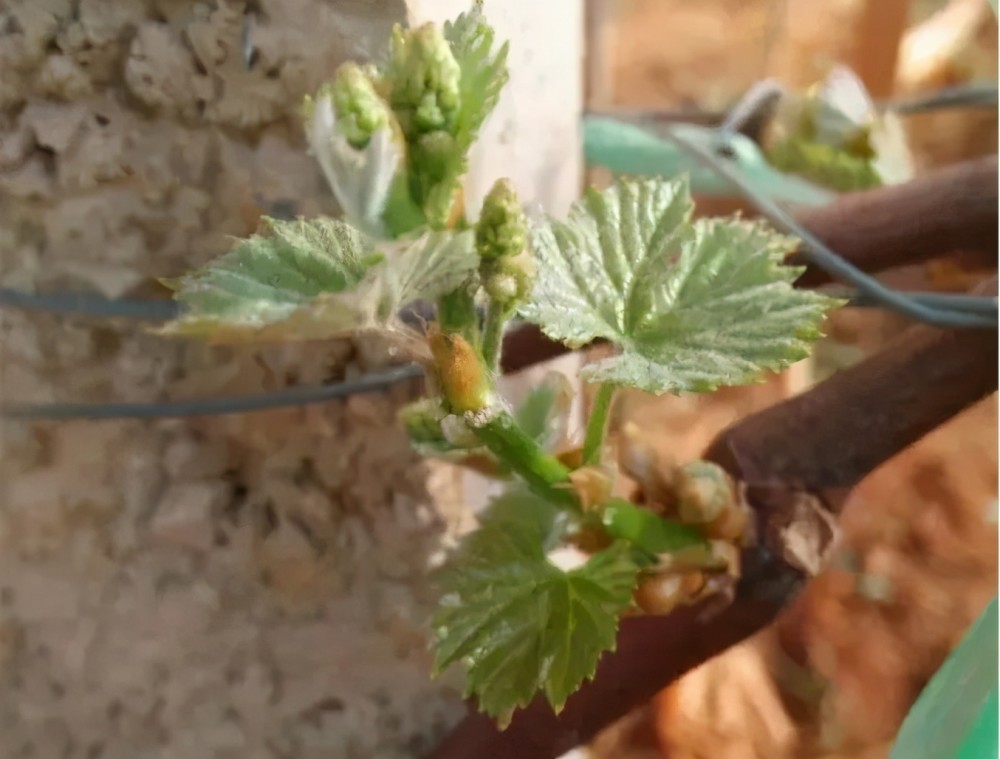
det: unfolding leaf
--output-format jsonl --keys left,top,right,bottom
{"left": 433, "top": 489, "right": 641, "bottom": 727}
{"left": 305, "top": 88, "right": 404, "bottom": 238}
{"left": 766, "top": 136, "right": 882, "bottom": 193}
{"left": 444, "top": 1, "right": 510, "bottom": 152}
{"left": 160, "top": 217, "right": 478, "bottom": 349}
{"left": 768, "top": 65, "right": 914, "bottom": 189}
{"left": 394, "top": 0, "right": 509, "bottom": 226}
{"left": 522, "top": 177, "right": 841, "bottom": 394}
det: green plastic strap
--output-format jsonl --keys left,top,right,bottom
{"left": 888, "top": 597, "right": 998, "bottom": 759}
{"left": 582, "top": 116, "right": 836, "bottom": 207}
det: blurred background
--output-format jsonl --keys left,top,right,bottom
{"left": 587, "top": 1, "right": 997, "bottom": 757}
{"left": 0, "top": 1, "right": 996, "bottom": 758}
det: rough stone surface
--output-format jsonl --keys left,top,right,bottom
{"left": 0, "top": 0, "right": 555, "bottom": 755}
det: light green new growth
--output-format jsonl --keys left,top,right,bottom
{"left": 444, "top": 0, "right": 511, "bottom": 152}
{"left": 522, "top": 177, "right": 842, "bottom": 394}
{"left": 157, "top": 2, "right": 842, "bottom": 732}
{"left": 764, "top": 66, "right": 914, "bottom": 191}
{"left": 330, "top": 63, "right": 393, "bottom": 149}
{"left": 767, "top": 136, "right": 882, "bottom": 193}
{"left": 476, "top": 178, "right": 528, "bottom": 261}
{"left": 389, "top": 23, "right": 461, "bottom": 139}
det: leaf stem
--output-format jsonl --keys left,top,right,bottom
{"left": 583, "top": 383, "right": 616, "bottom": 465}
{"left": 470, "top": 410, "right": 577, "bottom": 507}
{"left": 481, "top": 300, "right": 510, "bottom": 371}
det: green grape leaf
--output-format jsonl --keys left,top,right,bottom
{"left": 444, "top": 1, "right": 510, "bottom": 152}
{"left": 433, "top": 489, "right": 641, "bottom": 727}
{"left": 521, "top": 177, "right": 841, "bottom": 394}
{"left": 159, "top": 217, "right": 477, "bottom": 347}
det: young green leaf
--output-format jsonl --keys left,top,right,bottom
{"left": 433, "top": 489, "right": 641, "bottom": 727}
{"left": 159, "top": 218, "right": 478, "bottom": 347}
{"left": 521, "top": 177, "right": 841, "bottom": 394}
{"left": 444, "top": 1, "right": 510, "bottom": 152}
{"left": 394, "top": 1, "right": 510, "bottom": 227}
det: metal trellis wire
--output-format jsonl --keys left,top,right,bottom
{"left": 1, "top": 82, "right": 996, "bottom": 421}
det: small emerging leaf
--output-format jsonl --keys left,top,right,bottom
{"left": 159, "top": 216, "right": 377, "bottom": 339}
{"left": 305, "top": 87, "right": 404, "bottom": 238}
{"left": 522, "top": 177, "right": 841, "bottom": 394}
{"left": 444, "top": 1, "right": 510, "bottom": 152}
{"left": 433, "top": 489, "right": 641, "bottom": 727}
{"left": 159, "top": 218, "right": 478, "bottom": 350}
{"left": 768, "top": 65, "right": 914, "bottom": 189}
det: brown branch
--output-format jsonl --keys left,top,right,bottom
{"left": 703, "top": 278, "right": 998, "bottom": 499}
{"left": 428, "top": 280, "right": 998, "bottom": 759}
{"left": 499, "top": 323, "right": 586, "bottom": 374}
{"left": 791, "top": 156, "right": 998, "bottom": 287}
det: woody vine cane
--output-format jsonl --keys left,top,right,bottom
{"left": 428, "top": 174, "right": 998, "bottom": 759}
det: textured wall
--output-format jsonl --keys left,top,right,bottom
{"left": 0, "top": 1, "right": 580, "bottom": 756}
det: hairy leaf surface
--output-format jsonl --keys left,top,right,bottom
{"left": 522, "top": 177, "right": 841, "bottom": 394}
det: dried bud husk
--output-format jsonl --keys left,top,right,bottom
{"left": 634, "top": 571, "right": 707, "bottom": 616}
{"left": 617, "top": 421, "right": 680, "bottom": 511}
{"left": 674, "top": 461, "right": 749, "bottom": 542}
{"left": 555, "top": 445, "right": 584, "bottom": 470}
{"left": 429, "top": 329, "right": 491, "bottom": 413}
{"left": 676, "top": 461, "right": 735, "bottom": 522}
{"left": 568, "top": 520, "right": 614, "bottom": 554}
{"left": 567, "top": 466, "right": 614, "bottom": 512}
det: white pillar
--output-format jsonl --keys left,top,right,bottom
{"left": 409, "top": 0, "right": 588, "bottom": 513}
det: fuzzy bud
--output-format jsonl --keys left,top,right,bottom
{"left": 388, "top": 23, "right": 461, "bottom": 139}
{"left": 475, "top": 178, "right": 528, "bottom": 261}
{"left": 481, "top": 252, "right": 534, "bottom": 308}
{"left": 329, "top": 62, "right": 392, "bottom": 149}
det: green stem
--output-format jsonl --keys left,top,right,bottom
{"left": 582, "top": 383, "right": 616, "bottom": 466}
{"left": 471, "top": 410, "right": 577, "bottom": 507}
{"left": 480, "top": 300, "right": 510, "bottom": 372}
{"left": 437, "top": 289, "right": 480, "bottom": 344}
